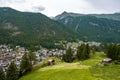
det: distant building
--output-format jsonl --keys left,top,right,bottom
{"left": 102, "top": 58, "right": 112, "bottom": 63}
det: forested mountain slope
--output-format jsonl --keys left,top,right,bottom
{"left": 0, "top": 7, "right": 77, "bottom": 48}
{"left": 55, "top": 12, "right": 120, "bottom": 42}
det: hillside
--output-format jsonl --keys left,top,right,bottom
{"left": 54, "top": 12, "right": 120, "bottom": 42}
{"left": 0, "top": 7, "right": 77, "bottom": 48}
{"left": 20, "top": 53, "right": 120, "bottom": 80}
{"left": 55, "top": 11, "right": 120, "bottom": 21}
{"left": 91, "top": 13, "right": 120, "bottom": 21}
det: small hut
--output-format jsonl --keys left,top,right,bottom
{"left": 102, "top": 58, "right": 112, "bottom": 63}
{"left": 48, "top": 59, "right": 55, "bottom": 65}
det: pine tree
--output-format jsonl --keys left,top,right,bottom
{"left": 107, "top": 44, "right": 117, "bottom": 60}
{"left": 85, "top": 44, "right": 90, "bottom": 59}
{"left": 62, "top": 47, "right": 73, "bottom": 62}
{"left": 62, "top": 54, "right": 67, "bottom": 62}
{"left": 20, "top": 53, "right": 32, "bottom": 75}
{"left": 107, "top": 44, "right": 113, "bottom": 58}
{"left": 76, "top": 44, "right": 90, "bottom": 60}
{"left": 76, "top": 46, "right": 82, "bottom": 60}
{"left": 0, "top": 67, "right": 5, "bottom": 80}
{"left": 115, "top": 45, "right": 120, "bottom": 61}
{"left": 107, "top": 44, "right": 120, "bottom": 61}
{"left": 82, "top": 45, "right": 87, "bottom": 60}
{"left": 66, "top": 47, "right": 73, "bottom": 62}
{"left": 76, "top": 44, "right": 84, "bottom": 60}
{"left": 28, "top": 52, "right": 37, "bottom": 65}
{"left": 6, "top": 61, "right": 19, "bottom": 80}
{"left": 118, "top": 45, "right": 120, "bottom": 61}
{"left": 112, "top": 44, "right": 117, "bottom": 60}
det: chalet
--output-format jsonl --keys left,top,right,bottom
{"left": 102, "top": 58, "right": 112, "bottom": 63}
{"left": 48, "top": 59, "right": 55, "bottom": 65}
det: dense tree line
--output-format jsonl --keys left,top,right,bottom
{"left": 62, "top": 44, "right": 90, "bottom": 63}
{"left": 107, "top": 44, "right": 120, "bottom": 61}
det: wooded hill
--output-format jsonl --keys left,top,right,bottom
{"left": 0, "top": 7, "right": 77, "bottom": 48}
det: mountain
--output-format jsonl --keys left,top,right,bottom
{"left": 0, "top": 7, "right": 77, "bottom": 48}
{"left": 55, "top": 12, "right": 120, "bottom": 21}
{"left": 91, "top": 13, "right": 120, "bottom": 21}
{"left": 54, "top": 11, "right": 84, "bottom": 20}
{"left": 54, "top": 12, "right": 120, "bottom": 43}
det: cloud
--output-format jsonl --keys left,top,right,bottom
{"left": 0, "top": 0, "right": 25, "bottom": 6}
{"left": 32, "top": 6, "right": 45, "bottom": 12}
{"left": 85, "top": 0, "right": 120, "bottom": 13}
{"left": 0, "top": 0, "right": 120, "bottom": 16}
{"left": 0, "top": 0, "right": 45, "bottom": 12}
{"left": 7, "top": 0, "right": 25, "bottom": 3}
{"left": 39, "top": 0, "right": 92, "bottom": 16}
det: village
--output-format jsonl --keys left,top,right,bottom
{"left": 0, "top": 41, "right": 101, "bottom": 72}
{"left": 0, "top": 44, "right": 66, "bottom": 72}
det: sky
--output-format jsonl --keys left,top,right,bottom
{"left": 0, "top": 0, "right": 120, "bottom": 17}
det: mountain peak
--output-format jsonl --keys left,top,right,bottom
{"left": 62, "top": 11, "right": 68, "bottom": 14}
{"left": 54, "top": 11, "right": 84, "bottom": 20}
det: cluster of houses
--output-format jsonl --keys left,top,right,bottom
{"left": 0, "top": 45, "right": 28, "bottom": 71}
{"left": 35, "top": 48, "right": 66, "bottom": 62}
{"left": 0, "top": 45, "right": 66, "bottom": 71}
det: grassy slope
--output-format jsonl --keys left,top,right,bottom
{"left": 20, "top": 63, "right": 95, "bottom": 80}
{"left": 20, "top": 53, "right": 120, "bottom": 80}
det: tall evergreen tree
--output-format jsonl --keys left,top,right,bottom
{"left": 81, "top": 45, "right": 87, "bottom": 60}
{"left": 6, "top": 61, "right": 19, "bottom": 80}
{"left": 107, "top": 43, "right": 113, "bottom": 58}
{"left": 0, "top": 67, "right": 5, "bottom": 80}
{"left": 28, "top": 52, "right": 37, "bottom": 65}
{"left": 20, "top": 53, "right": 32, "bottom": 75}
{"left": 76, "top": 44, "right": 90, "bottom": 60}
{"left": 112, "top": 44, "right": 117, "bottom": 60}
{"left": 76, "top": 44, "right": 85, "bottom": 60}
{"left": 62, "top": 47, "right": 73, "bottom": 62}
{"left": 85, "top": 44, "right": 90, "bottom": 59}
{"left": 107, "top": 44, "right": 116, "bottom": 60}
{"left": 117, "top": 46, "right": 120, "bottom": 62}
{"left": 107, "top": 44, "right": 120, "bottom": 61}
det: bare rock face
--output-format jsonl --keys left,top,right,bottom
{"left": 3, "top": 22, "right": 18, "bottom": 30}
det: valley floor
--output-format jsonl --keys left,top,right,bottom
{"left": 20, "top": 52, "right": 120, "bottom": 80}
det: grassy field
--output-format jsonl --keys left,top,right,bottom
{"left": 20, "top": 52, "right": 120, "bottom": 80}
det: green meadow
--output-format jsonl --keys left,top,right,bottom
{"left": 20, "top": 53, "right": 120, "bottom": 80}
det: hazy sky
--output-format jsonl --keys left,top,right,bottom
{"left": 0, "top": 0, "right": 120, "bottom": 17}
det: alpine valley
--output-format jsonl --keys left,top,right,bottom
{"left": 1, "top": 6, "right": 120, "bottom": 80}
